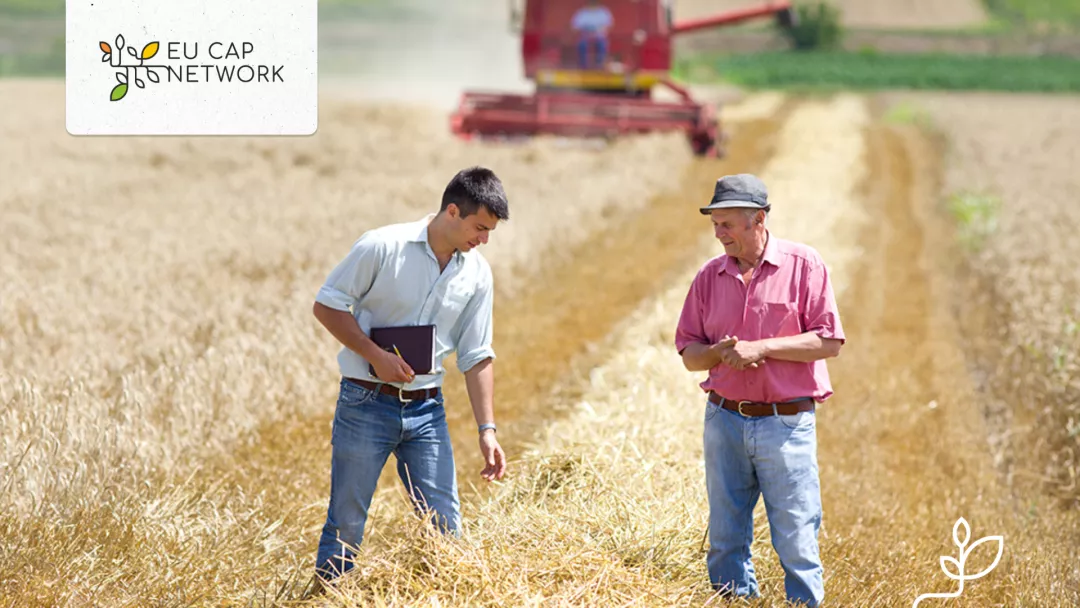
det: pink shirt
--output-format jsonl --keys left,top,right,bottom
{"left": 675, "top": 232, "right": 845, "bottom": 403}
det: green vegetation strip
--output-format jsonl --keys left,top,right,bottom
{"left": 0, "top": 0, "right": 62, "bottom": 16}
{"left": 982, "top": 0, "right": 1080, "bottom": 29}
{"left": 679, "top": 51, "right": 1080, "bottom": 92}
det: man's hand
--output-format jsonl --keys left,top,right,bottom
{"left": 369, "top": 349, "right": 414, "bottom": 384}
{"left": 479, "top": 430, "right": 506, "bottom": 481}
{"left": 717, "top": 336, "right": 768, "bottom": 370}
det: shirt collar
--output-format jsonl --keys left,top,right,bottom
{"left": 761, "top": 231, "right": 782, "bottom": 267}
{"left": 717, "top": 231, "right": 780, "bottom": 275}
{"left": 409, "top": 213, "right": 437, "bottom": 243}
{"left": 411, "top": 213, "right": 462, "bottom": 261}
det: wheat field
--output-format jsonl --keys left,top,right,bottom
{"left": 2, "top": 77, "right": 1079, "bottom": 607}
{"left": 0, "top": 78, "right": 696, "bottom": 605}
{"left": 890, "top": 92, "right": 1080, "bottom": 510}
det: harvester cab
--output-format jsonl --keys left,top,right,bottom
{"left": 451, "top": 0, "right": 796, "bottom": 157}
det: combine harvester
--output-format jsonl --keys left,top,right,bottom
{"left": 450, "top": 0, "right": 796, "bottom": 157}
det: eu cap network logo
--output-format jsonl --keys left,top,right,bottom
{"left": 99, "top": 35, "right": 161, "bottom": 102}
{"left": 67, "top": 0, "right": 317, "bottom": 135}
{"left": 97, "top": 35, "right": 286, "bottom": 103}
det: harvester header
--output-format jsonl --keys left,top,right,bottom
{"left": 450, "top": 0, "right": 795, "bottom": 157}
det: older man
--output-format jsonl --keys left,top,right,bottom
{"left": 674, "top": 174, "right": 845, "bottom": 607}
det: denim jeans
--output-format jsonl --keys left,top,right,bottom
{"left": 703, "top": 398, "right": 824, "bottom": 607}
{"left": 577, "top": 37, "right": 607, "bottom": 68}
{"left": 315, "top": 378, "right": 460, "bottom": 580}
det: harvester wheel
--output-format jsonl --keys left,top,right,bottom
{"left": 690, "top": 124, "right": 724, "bottom": 158}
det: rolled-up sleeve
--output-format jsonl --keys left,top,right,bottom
{"left": 801, "top": 260, "right": 845, "bottom": 343}
{"left": 675, "top": 270, "right": 708, "bottom": 355}
{"left": 452, "top": 263, "right": 496, "bottom": 373}
{"left": 315, "top": 234, "right": 385, "bottom": 312}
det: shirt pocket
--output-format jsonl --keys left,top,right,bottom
{"left": 436, "top": 283, "right": 475, "bottom": 329}
{"left": 758, "top": 301, "right": 803, "bottom": 339}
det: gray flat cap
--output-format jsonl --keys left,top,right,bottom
{"left": 700, "top": 174, "right": 771, "bottom": 214}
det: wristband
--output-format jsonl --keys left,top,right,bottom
{"left": 478, "top": 423, "right": 497, "bottom": 434}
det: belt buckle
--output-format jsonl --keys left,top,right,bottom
{"left": 396, "top": 384, "right": 409, "bottom": 404}
{"left": 737, "top": 400, "right": 753, "bottom": 416}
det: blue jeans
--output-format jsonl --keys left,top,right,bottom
{"left": 703, "top": 398, "right": 824, "bottom": 607}
{"left": 315, "top": 378, "right": 460, "bottom": 580}
{"left": 577, "top": 37, "right": 607, "bottom": 68}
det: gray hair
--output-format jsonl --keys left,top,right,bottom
{"left": 743, "top": 208, "right": 768, "bottom": 226}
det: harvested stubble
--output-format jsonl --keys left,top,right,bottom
{"left": 811, "top": 105, "right": 1079, "bottom": 607}
{"left": 312, "top": 94, "right": 1080, "bottom": 607}
{"left": 307, "top": 94, "right": 874, "bottom": 606}
{"left": 889, "top": 92, "right": 1080, "bottom": 507}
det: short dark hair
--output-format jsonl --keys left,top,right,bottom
{"left": 440, "top": 166, "right": 510, "bottom": 221}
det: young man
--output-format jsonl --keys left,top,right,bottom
{"left": 675, "top": 174, "right": 845, "bottom": 607}
{"left": 311, "top": 166, "right": 510, "bottom": 582}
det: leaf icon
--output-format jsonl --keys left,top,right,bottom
{"left": 99, "top": 41, "right": 111, "bottom": 53}
{"left": 101, "top": 53, "right": 110, "bottom": 63}
{"left": 939, "top": 556, "right": 963, "bottom": 581}
{"left": 135, "top": 77, "right": 145, "bottom": 89}
{"left": 141, "top": 42, "right": 159, "bottom": 60}
{"left": 115, "top": 34, "right": 125, "bottom": 50}
{"left": 110, "top": 83, "right": 128, "bottom": 101}
{"left": 116, "top": 72, "right": 127, "bottom": 85}
{"left": 147, "top": 69, "right": 160, "bottom": 83}
{"left": 952, "top": 517, "right": 970, "bottom": 549}
{"left": 962, "top": 536, "right": 1005, "bottom": 580}
{"left": 127, "top": 47, "right": 137, "bottom": 57}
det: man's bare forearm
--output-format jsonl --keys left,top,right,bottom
{"left": 312, "top": 301, "right": 382, "bottom": 361}
{"left": 464, "top": 358, "right": 495, "bottom": 427}
{"left": 680, "top": 342, "right": 726, "bottom": 372}
{"left": 761, "top": 332, "right": 842, "bottom": 362}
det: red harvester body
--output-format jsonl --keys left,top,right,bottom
{"left": 450, "top": 0, "right": 795, "bottom": 157}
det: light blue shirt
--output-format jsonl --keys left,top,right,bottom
{"left": 572, "top": 6, "right": 614, "bottom": 35}
{"left": 315, "top": 214, "right": 496, "bottom": 390}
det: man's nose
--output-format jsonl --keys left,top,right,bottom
{"left": 480, "top": 233, "right": 489, "bottom": 244}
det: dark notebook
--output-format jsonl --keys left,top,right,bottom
{"left": 368, "top": 324, "right": 437, "bottom": 378}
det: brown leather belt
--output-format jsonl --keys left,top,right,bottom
{"left": 345, "top": 377, "right": 441, "bottom": 402}
{"left": 709, "top": 391, "right": 815, "bottom": 417}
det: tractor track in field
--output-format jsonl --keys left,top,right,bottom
{"left": 803, "top": 112, "right": 1079, "bottom": 605}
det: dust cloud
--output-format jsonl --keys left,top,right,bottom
{"left": 320, "top": 0, "right": 533, "bottom": 110}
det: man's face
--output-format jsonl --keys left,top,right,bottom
{"left": 448, "top": 204, "right": 498, "bottom": 252}
{"left": 710, "top": 208, "right": 760, "bottom": 258}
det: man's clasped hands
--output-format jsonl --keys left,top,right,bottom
{"left": 714, "top": 336, "right": 769, "bottom": 370}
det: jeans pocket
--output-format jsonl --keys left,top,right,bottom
{"left": 705, "top": 400, "right": 721, "bottom": 421}
{"left": 778, "top": 410, "right": 815, "bottom": 430}
{"left": 339, "top": 379, "right": 377, "bottom": 407}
